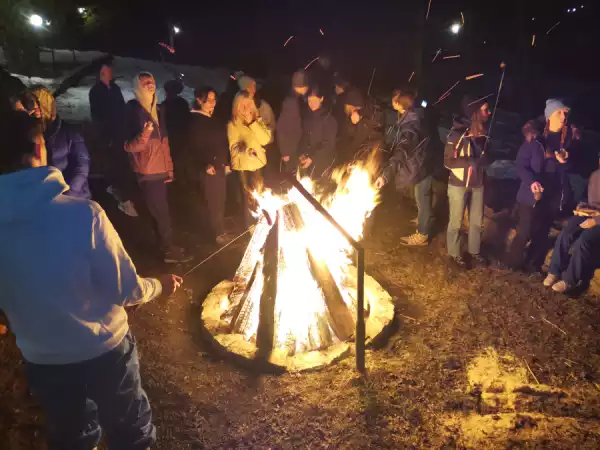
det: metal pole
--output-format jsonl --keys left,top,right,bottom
{"left": 356, "top": 248, "right": 366, "bottom": 374}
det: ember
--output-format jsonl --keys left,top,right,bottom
{"left": 201, "top": 156, "right": 394, "bottom": 372}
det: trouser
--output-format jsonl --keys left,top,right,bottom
{"left": 549, "top": 215, "right": 600, "bottom": 285}
{"left": 139, "top": 177, "right": 172, "bottom": 252}
{"left": 203, "top": 171, "right": 227, "bottom": 237}
{"left": 506, "top": 201, "right": 555, "bottom": 270}
{"left": 414, "top": 175, "right": 433, "bottom": 236}
{"left": 447, "top": 184, "right": 484, "bottom": 258}
{"left": 24, "top": 332, "right": 155, "bottom": 450}
{"left": 238, "top": 169, "right": 264, "bottom": 228}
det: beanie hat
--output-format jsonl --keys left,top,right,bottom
{"left": 237, "top": 75, "right": 256, "bottom": 92}
{"left": 291, "top": 71, "right": 308, "bottom": 89}
{"left": 344, "top": 89, "right": 365, "bottom": 108}
{"left": 164, "top": 79, "right": 184, "bottom": 96}
{"left": 545, "top": 98, "right": 569, "bottom": 119}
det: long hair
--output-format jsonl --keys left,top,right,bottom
{"left": 543, "top": 119, "right": 569, "bottom": 149}
{"left": 231, "top": 91, "right": 256, "bottom": 122}
{"left": 470, "top": 108, "right": 487, "bottom": 137}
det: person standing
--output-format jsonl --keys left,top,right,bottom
{"left": 228, "top": 91, "right": 273, "bottom": 227}
{"left": 444, "top": 97, "right": 492, "bottom": 268}
{"left": 237, "top": 75, "right": 276, "bottom": 136}
{"left": 504, "top": 99, "right": 573, "bottom": 273}
{"left": 187, "top": 87, "right": 232, "bottom": 244}
{"left": 0, "top": 110, "right": 183, "bottom": 450}
{"left": 297, "top": 86, "right": 338, "bottom": 180}
{"left": 276, "top": 71, "right": 309, "bottom": 173}
{"left": 124, "top": 72, "right": 191, "bottom": 263}
{"left": 376, "top": 90, "right": 432, "bottom": 246}
{"left": 161, "top": 79, "right": 190, "bottom": 178}
{"left": 26, "top": 86, "right": 91, "bottom": 199}
{"left": 89, "top": 63, "right": 138, "bottom": 217}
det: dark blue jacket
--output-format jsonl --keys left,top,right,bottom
{"left": 45, "top": 118, "right": 91, "bottom": 199}
{"left": 515, "top": 136, "right": 571, "bottom": 208}
{"left": 89, "top": 80, "right": 125, "bottom": 143}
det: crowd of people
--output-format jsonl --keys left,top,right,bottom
{"left": 1, "top": 58, "right": 600, "bottom": 449}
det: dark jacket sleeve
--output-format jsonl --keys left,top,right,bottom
{"left": 66, "top": 127, "right": 90, "bottom": 193}
{"left": 516, "top": 141, "right": 538, "bottom": 187}
{"left": 89, "top": 85, "right": 103, "bottom": 125}
{"left": 304, "top": 115, "right": 338, "bottom": 159}
{"left": 277, "top": 97, "right": 301, "bottom": 158}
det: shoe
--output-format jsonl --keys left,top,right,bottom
{"left": 471, "top": 254, "right": 487, "bottom": 268}
{"left": 164, "top": 247, "right": 193, "bottom": 264}
{"left": 552, "top": 280, "right": 573, "bottom": 293}
{"left": 118, "top": 200, "right": 139, "bottom": 217}
{"left": 543, "top": 273, "right": 560, "bottom": 287}
{"left": 400, "top": 232, "right": 429, "bottom": 246}
{"left": 450, "top": 256, "right": 468, "bottom": 269}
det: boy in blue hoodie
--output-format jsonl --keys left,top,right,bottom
{"left": 0, "top": 111, "right": 182, "bottom": 450}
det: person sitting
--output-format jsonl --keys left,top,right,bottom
{"left": 0, "top": 110, "right": 182, "bottom": 450}
{"left": 544, "top": 167, "right": 600, "bottom": 293}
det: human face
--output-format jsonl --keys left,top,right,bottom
{"left": 480, "top": 103, "right": 492, "bottom": 123}
{"left": 335, "top": 85, "right": 345, "bottom": 95}
{"left": 294, "top": 86, "right": 308, "bottom": 96}
{"left": 549, "top": 107, "right": 569, "bottom": 131}
{"left": 344, "top": 104, "right": 361, "bottom": 117}
{"left": 100, "top": 65, "right": 113, "bottom": 85}
{"left": 200, "top": 91, "right": 217, "bottom": 116}
{"left": 308, "top": 94, "right": 324, "bottom": 111}
{"left": 392, "top": 97, "right": 404, "bottom": 114}
{"left": 238, "top": 98, "right": 257, "bottom": 123}
{"left": 246, "top": 81, "right": 257, "bottom": 98}
{"left": 140, "top": 76, "right": 156, "bottom": 95}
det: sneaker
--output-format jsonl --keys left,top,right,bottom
{"left": 471, "top": 254, "right": 487, "bottom": 268}
{"left": 552, "top": 280, "right": 573, "bottom": 293}
{"left": 118, "top": 200, "right": 139, "bottom": 217}
{"left": 543, "top": 273, "right": 560, "bottom": 287}
{"left": 400, "top": 232, "right": 429, "bottom": 247}
{"left": 450, "top": 255, "right": 468, "bottom": 269}
{"left": 164, "top": 247, "right": 193, "bottom": 264}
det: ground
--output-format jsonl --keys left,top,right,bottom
{"left": 2, "top": 183, "right": 600, "bottom": 450}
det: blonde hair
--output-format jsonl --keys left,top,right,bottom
{"left": 231, "top": 91, "right": 257, "bottom": 122}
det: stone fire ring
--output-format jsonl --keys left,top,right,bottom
{"left": 200, "top": 271, "right": 395, "bottom": 373}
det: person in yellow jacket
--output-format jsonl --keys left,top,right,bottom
{"left": 228, "top": 91, "right": 273, "bottom": 226}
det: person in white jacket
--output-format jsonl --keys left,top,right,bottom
{"left": 0, "top": 111, "right": 182, "bottom": 450}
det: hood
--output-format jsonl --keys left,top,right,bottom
{"left": 133, "top": 73, "right": 159, "bottom": 124}
{"left": 0, "top": 167, "right": 68, "bottom": 224}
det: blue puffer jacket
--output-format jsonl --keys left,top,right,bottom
{"left": 45, "top": 118, "right": 91, "bottom": 199}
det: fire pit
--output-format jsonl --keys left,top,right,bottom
{"left": 200, "top": 159, "right": 395, "bottom": 372}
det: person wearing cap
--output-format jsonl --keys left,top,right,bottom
{"left": 444, "top": 96, "right": 492, "bottom": 269}
{"left": 277, "top": 71, "right": 309, "bottom": 173}
{"left": 504, "top": 99, "right": 575, "bottom": 273}
{"left": 237, "top": 74, "right": 276, "bottom": 137}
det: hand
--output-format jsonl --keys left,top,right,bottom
{"left": 350, "top": 111, "right": 361, "bottom": 125}
{"left": 580, "top": 218, "right": 597, "bottom": 229}
{"left": 206, "top": 165, "right": 216, "bottom": 175}
{"left": 555, "top": 150, "right": 569, "bottom": 164}
{"left": 375, "top": 176, "right": 386, "bottom": 189}
{"left": 143, "top": 121, "right": 154, "bottom": 134}
{"left": 299, "top": 156, "right": 313, "bottom": 169}
{"left": 248, "top": 148, "right": 258, "bottom": 158}
{"left": 282, "top": 155, "right": 290, "bottom": 162}
{"left": 158, "top": 274, "right": 183, "bottom": 297}
{"left": 225, "top": 165, "right": 232, "bottom": 175}
{"left": 530, "top": 182, "right": 544, "bottom": 194}
{"left": 242, "top": 110, "right": 257, "bottom": 124}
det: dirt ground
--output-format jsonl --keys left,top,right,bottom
{"left": 2, "top": 182, "right": 600, "bottom": 449}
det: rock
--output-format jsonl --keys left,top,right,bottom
{"left": 486, "top": 160, "right": 518, "bottom": 180}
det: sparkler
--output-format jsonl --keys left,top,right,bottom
{"left": 433, "top": 80, "right": 460, "bottom": 105}
{"left": 546, "top": 21, "right": 560, "bottom": 35}
{"left": 367, "top": 68, "right": 376, "bottom": 96}
{"left": 319, "top": 28, "right": 325, "bottom": 35}
{"left": 408, "top": 71, "right": 415, "bottom": 82}
{"left": 426, "top": 0, "right": 432, "bottom": 20}
{"left": 532, "top": 34, "right": 536, "bottom": 47}
{"left": 461, "top": 12, "right": 465, "bottom": 24}
{"left": 468, "top": 93, "right": 495, "bottom": 106}
{"left": 304, "top": 56, "right": 320, "bottom": 70}
{"left": 431, "top": 48, "right": 442, "bottom": 62}
{"left": 283, "top": 35, "right": 294, "bottom": 47}
{"left": 443, "top": 54, "right": 461, "bottom": 59}
{"left": 488, "top": 62, "right": 506, "bottom": 138}
{"left": 465, "top": 73, "right": 484, "bottom": 80}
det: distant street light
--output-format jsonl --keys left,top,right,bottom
{"left": 78, "top": 7, "right": 87, "bottom": 15}
{"left": 173, "top": 26, "right": 181, "bottom": 34}
{"left": 450, "top": 23, "right": 461, "bottom": 34}
{"left": 29, "top": 14, "right": 44, "bottom": 28}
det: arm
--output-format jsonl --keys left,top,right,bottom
{"left": 228, "top": 122, "right": 245, "bottom": 168}
{"left": 90, "top": 207, "right": 162, "bottom": 307}
{"left": 248, "top": 119, "right": 272, "bottom": 146}
{"left": 259, "top": 101, "right": 276, "bottom": 134}
{"left": 515, "top": 141, "right": 537, "bottom": 186}
{"left": 67, "top": 129, "right": 90, "bottom": 194}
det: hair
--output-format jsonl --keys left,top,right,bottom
{"left": 231, "top": 91, "right": 256, "bottom": 122}
{"left": 193, "top": 86, "right": 217, "bottom": 109}
{"left": 470, "top": 104, "right": 488, "bottom": 137}
{"left": 308, "top": 86, "right": 323, "bottom": 98}
{"left": 543, "top": 118, "right": 569, "bottom": 149}
{"left": 138, "top": 72, "right": 154, "bottom": 82}
{"left": 0, "top": 111, "right": 44, "bottom": 174}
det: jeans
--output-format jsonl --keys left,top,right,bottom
{"left": 549, "top": 215, "right": 600, "bottom": 285}
{"left": 238, "top": 169, "right": 264, "bottom": 228}
{"left": 506, "top": 201, "right": 555, "bottom": 270}
{"left": 447, "top": 184, "right": 484, "bottom": 258}
{"left": 139, "top": 177, "right": 172, "bottom": 251}
{"left": 414, "top": 175, "right": 433, "bottom": 236}
{"left": 203, "top": 171, "right": 227, "bottom": 237}
{"left": 24, "top": 332, "right": 155, "bottom": 450}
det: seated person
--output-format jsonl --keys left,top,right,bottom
{"left": 544, "top": 167, "right": 600, "bottom": 293}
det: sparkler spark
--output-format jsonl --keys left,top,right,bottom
{"left": 431, "top": 48, "right": 442, "bottom": 62}
{"left": 461, "top": 12, "right": 465, "bottom": 24}
{"left": 426, "top": 0, "right": 432, "bottom": 20}
{"left": 465, "top": 73, "right": 484, "bottom": 80}
{"left": 283, "top": 35, "right": 294, "bottom": 47}
{"left": 468, "top": 93, "right": 495, "bottom": 106}
{"left": 434, "top": 80, "right": 460, "bottom": 105}
{"left": 408, "top": 71, "right": 415, "bottom": 82}
{"left": 532, "top": 34, "right": 536, "bottom": 47}
{"left": 304, "top": 57, "right": 320, "bottom": 70}
{"left": 546, "top": 21, "right": 560, "bottom": 35}
{"left": 319, "top": 28, "right": 325, "bottom": 35}
{"left": 443, "top": 54, "right": 461, "bottom": 59}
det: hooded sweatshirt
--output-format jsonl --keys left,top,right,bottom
{"left": 124, "top": 74, "right": 173, "bottom": 179}
{"left": 0, "top": 167, "right": 162, "bottom": 365}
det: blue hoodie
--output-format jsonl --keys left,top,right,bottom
{"left": 0, "top": 167, "right": 161, "bottom": 364}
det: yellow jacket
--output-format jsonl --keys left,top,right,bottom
{"left": 227, "top": 118, "right": 273, "bottom": 171}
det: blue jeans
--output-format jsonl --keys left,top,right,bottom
{"left": 414, "top": 176, "right": 433, "bottom": 236}
{"left": 25, "top": 332, "right": 156, "bottom": 450}
{"left": 447, "top": 185, "right": 484, "bottom": 258}
{"left": 549, "top": 215, "right": 600, "bottom": 285}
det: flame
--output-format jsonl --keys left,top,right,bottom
{"left": 230, "top": 151, "right": 381, "bottom": 355}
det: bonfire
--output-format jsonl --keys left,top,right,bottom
{"left": 201, "top": 154, "right": 394, "bottom": 372}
